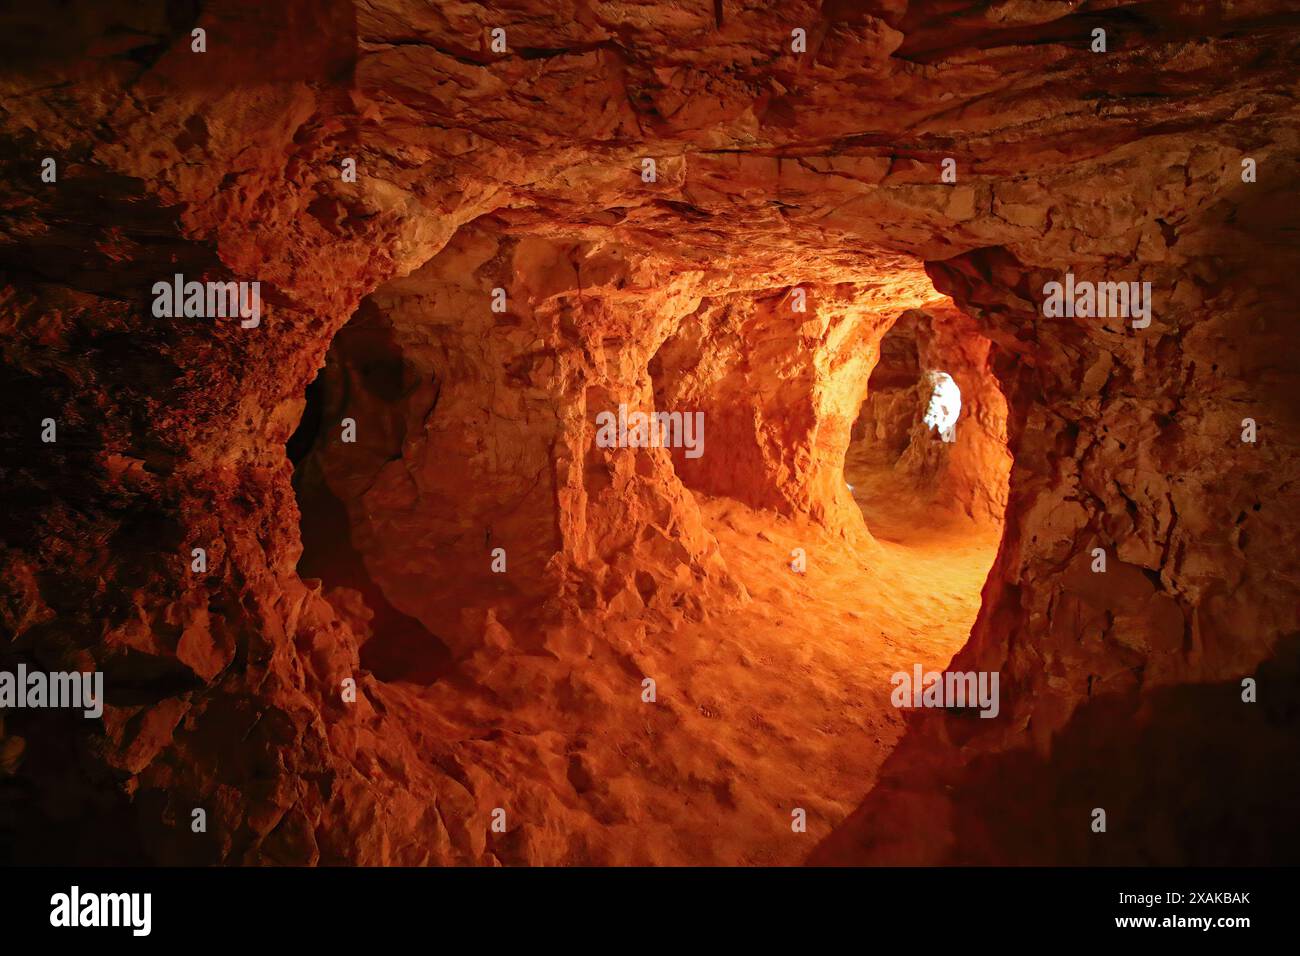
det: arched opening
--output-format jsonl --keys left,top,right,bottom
{"left": 844, "top": 305, "right": 1012, "bottom": 651}
{"left": 289, "top": 301, "right": 453, "bottom": 685}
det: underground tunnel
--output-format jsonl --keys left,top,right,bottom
{"left": 2, "top": 0, "right": 1299, "bottom": 874}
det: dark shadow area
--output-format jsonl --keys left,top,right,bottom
{"left": 289, "top": 315, "right": 453, "bottom": 686}
{"left": 0, "top": 0, "right": 357, "bottom": 86}
{"left": 812, "top": 630, "right": 1300, "bottom": 865}
{"left": 0, "top": 702, "right": 150, "bottom": 865}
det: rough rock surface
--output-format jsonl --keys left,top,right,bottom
{"left": 1, "top": 1, "right": 1298, "bottom": 864}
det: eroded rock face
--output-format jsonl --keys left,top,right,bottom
{"left": 2, "top": 0, "right": 1298, "bottom": 864}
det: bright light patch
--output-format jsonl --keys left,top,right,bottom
{"left": 922, "top": 370, "right": 961, "bottom": 442}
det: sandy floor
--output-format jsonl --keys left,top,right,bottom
{"left": 653, "top": 470, "right": 1003, "bottom": 864}
{"left": 381, "top": 441, "right": 1004, "bottom": 864}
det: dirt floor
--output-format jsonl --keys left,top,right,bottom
{"left": 357, "top": 437, "right": 1004, "bottom": 864}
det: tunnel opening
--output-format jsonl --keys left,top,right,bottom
{"left": 289, "top": 300, "right": 453, "bottom": 685}
{"left": 843, "top": 304, "right": 1012, "bottom": 658}
{"left": 847, "top": 307, "right": 1011, "bottom": 538}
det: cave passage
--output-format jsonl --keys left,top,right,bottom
{"left": 847, "top": 307, "right": 1011, "bottom": 542}
{"left": 289, "top": 302, "right": 454, "bottom": 685}
{"left": 279, "top": 253, "right": 1018, "bottom": 864}
{"left": 5, "top": 0, "right": 1299, "bottom": 874}
{"left": 843, "top": 306, "right": 1012, "bottom": 667}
